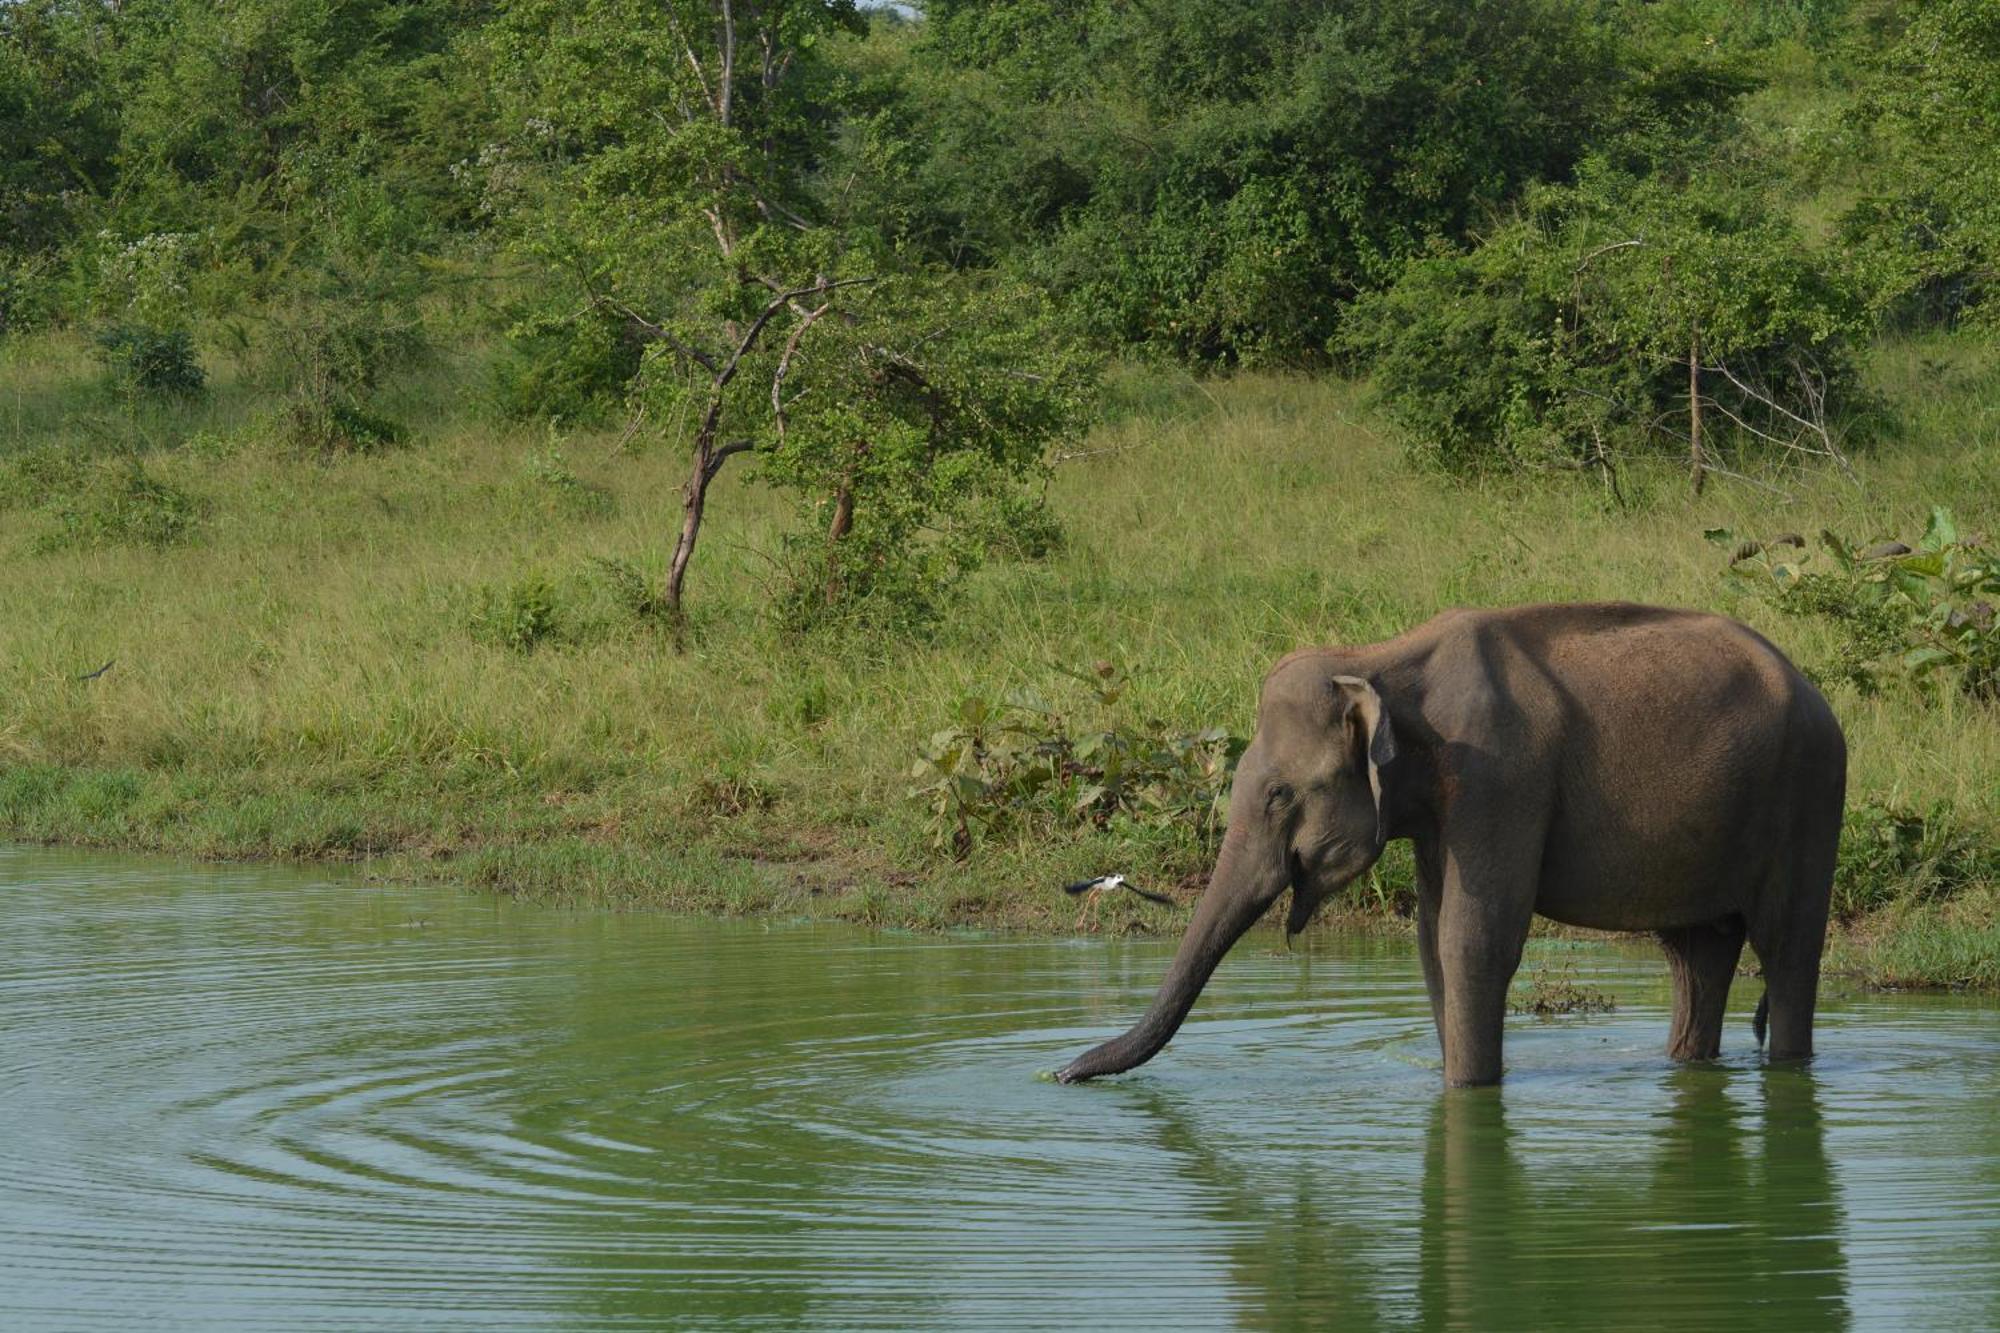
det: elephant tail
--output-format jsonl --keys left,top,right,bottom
{"left": 1752, "top": 992, "right": 1769, "bottom": 1047}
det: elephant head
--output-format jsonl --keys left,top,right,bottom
{"left": 1056, "top": 662, "right": 1397, "bottom": 1083}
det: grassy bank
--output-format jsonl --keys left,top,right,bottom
{"left": 2, "top": 331, "right": 1997, "bottom": 984}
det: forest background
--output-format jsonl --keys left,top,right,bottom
{"left": 2, "top": 0, "right": 1997, "bottom": 986}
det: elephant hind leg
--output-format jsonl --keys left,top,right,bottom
{"left": 1749, "top": 827, "right": 1837, "bottom": 1062}
{"left": 1749, "top": 918, "right": 1826, "bottom": 1062}
{"left": 1660, "top": 918, "right": 1746, "bottom": 1061}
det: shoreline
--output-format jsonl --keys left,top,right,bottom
{"left": 2, "top": 812, "right": 1986, "bottom": 995}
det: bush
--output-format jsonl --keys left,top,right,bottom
{"left": 913, "top": 0, "right": 1633, "bottom": 366}
{"left": 263, "top": 255, "right": 425, "bottom": 454}
{"left": 1715, "top": 507, "right": 2000, "bottom": 697}
{"left": 492, "top": 310, "right": 644, "bottom": 424}
{"left": 907, "top": 661, "right": 1245, "bottom": 858}
{"left": 1837, "top": 800, "right": 2000, "bottom": 920}
{"left": 93, "top": 324, "right": 206, "bottom": 397}
{"left": 1342, "top": 167, "right": 1871, "bottom": 478}
{"left": 469, "top": 577, "right": 562, "bottom": 652}
{"left": 0, "top": 450, "right": 205, "bottom": 552}
{"left": 516, "top": 442, "right": 614, "bottom": 519}
{"left": 468, "top": 556, "right": 670, "bottom": 652}
{"left": 1839, "top": 0, "right": 2000, "bottom": 330}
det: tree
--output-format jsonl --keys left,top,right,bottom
{"left": 490, "top": 0, "right": 1092, "bottom": 624}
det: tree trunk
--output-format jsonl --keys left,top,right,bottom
{"left": 664, "top": 436, "right": 714, "bottom": 634}
{"left": 1688, "top": 326, "right": 1706, "bottom": 497}
{"left": 823, "top": 475, "right": 855, "bottom": 605}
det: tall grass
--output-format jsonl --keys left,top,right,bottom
{"left": 1, "top": 329, "right": 1996, "bottom": 966}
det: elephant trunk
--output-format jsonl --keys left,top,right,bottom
{"left": 1056, "top": 828, "right": 1287, "bottom": 1083}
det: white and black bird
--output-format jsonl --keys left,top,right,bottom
{"left": 1062, "top": 873, "right": 1174, "bottom": 906}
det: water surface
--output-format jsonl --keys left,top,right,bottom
{"left": 4, "top": 846, "right": 1999, "bottom": 1329}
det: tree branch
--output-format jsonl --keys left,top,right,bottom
{"left": 704, "top": 437, "right": 757, "bottom": 481}
{"left": 593, "top": 293, "right": 720, "bottom": 374}
{"left": 771, "top": 301, "right": 832, "bottom": 444}
{"left": 718, "top": 275, "right": 876, "bottom": 391}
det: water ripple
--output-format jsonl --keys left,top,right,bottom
{"left": 5, "top": 847, "right": 2000, "bottom": 1329}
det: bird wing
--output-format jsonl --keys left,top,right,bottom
{"left": 1121, "top": 884, "right": 1175, "bottom": 905}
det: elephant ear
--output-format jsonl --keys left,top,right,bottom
{"left": 1329, "top": 675, "right": 1396, "bottom": 844}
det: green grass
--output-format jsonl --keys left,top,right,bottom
{"left": 1, "top": 329, "right": 1997, "bottom": 974}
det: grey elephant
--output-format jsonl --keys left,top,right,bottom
{"left": 1057, "top": 603, "right": 1847, "bottom": 1087}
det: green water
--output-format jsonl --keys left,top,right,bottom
{"left": 4, "top": 847, "right": 2000, "bottom": 1330}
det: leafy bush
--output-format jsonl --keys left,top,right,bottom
{"left": 492, "top": 309, "right": 644, "bottom": 424}
{"left": 1839, "top": 0, "right": 2000, "bottom": 329}
{"left": 908, "top": 662, "right": 1245, "bottom": 858}
{"left": 1837, "top": 800, "right": 2000, "bottom": 920}
{"left": 1715, "top": 506, "right": 2000, "bottom": 696}
{"left": 517, "top": 442, "right": 614, "bottom": 519}
{"left": 0, "top": 450, "right": 205, "bottom": 552}
{"left": 911, "top": 0, "right": 1634, "bottom": 366}
{"left": 1342, "top": 167, "right": 1871, "bottom": 478}
{"left": 469, "top": 577, "right": 561, "bottom": 652}
{"left": 753, "top": 276, "right": 1093, "bottom": 632}
{"left": 263, "top": 255, "right": 425, "bottom": 454}
{"left": 93, "top": 324, "right": 206, "bottom": 396}
{"left": 468, "top": 556, "right": 671, "bottom": 652}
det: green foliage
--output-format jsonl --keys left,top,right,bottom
{"left": 468, "top": 556, "right": 674, "bottom": 652}
{"left": 493, "top": 311, "right": 644, "bottom": 425}
{"left": 517, "top": 440, "right": 614, "bottom": 519}
{"left": 1344, "top": 166, "right": 1870, "bottom": 473}
{"left": 1715, "top": 507, "right": 2000, "bottom": 696}
{"left": 471, "top": 576, "right": 562, "bottom": 652}
{"left": 911, "top": 0, "right": 1635, "bottom": 366}
{"left": 263, "top": 256, "right": 425, "bottom": 454}
{"left": 92, "top": 325, "right": 206, "bottom": 397}
{"left": 1837, "top": 800, "right": 2000, "bottom": 919}
{"left": 0, "top": 449, "right": 204, "bottom": 552}
{"left": 1839, "top": 0, "right": 2000, "bottom": 328}
{"left": 908, "top": 662, "right": 1246, "bottom": 859}
{"left": 757, "top": 276, "right": 1094, "bottom": 629}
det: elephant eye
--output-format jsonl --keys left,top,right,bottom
{"left": 1264, "top": 783, "right": 1294, "bottom": 811}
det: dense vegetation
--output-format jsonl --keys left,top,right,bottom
{"left": 3, "top": 0, "right": 1997, "bottom": 981}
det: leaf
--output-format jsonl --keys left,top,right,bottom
{"left": 1703, "top": 527, "right": 1736, "bottom": 546}
{"left": 1921, "top": 506, "right": 1959, "bottom": 553}
{"left": 1895, "top": 552, "right": 1948, "bottom": 579}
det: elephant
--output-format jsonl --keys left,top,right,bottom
{"left": 1057, "top": 602, "right": 1847, "bottom": 1087}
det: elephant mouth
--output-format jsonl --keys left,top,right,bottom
{"left": 1284, "top": 853, "right": 1320, "bottom": 938}
{"left": 1284, "top": 883, "right": 1322, "bottom": 938}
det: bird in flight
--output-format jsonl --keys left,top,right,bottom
{"left": 1063, "top": 873, "right": 1174, "bottom": 905}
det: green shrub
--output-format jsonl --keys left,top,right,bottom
{"left": 263, "top": 257, "right": 425, "bottom": 455}
{"left": 1837, "top": 800, "right": 2000, "bottom": 920}
{"left": 517, "top": 443, "right": 614, "bottom": 519}
{"left": 1342, "top": 167, "right": 1871, "bottom": 478}
{"left": 470, "top": 576, "right": 562, "bottom": 652}
{"left": 1715, "top": 506, "right": 2000, "bottom": 697}
{"left": 580, "top": 556, "right": 666, "bottom": 623}
{"left": 92, "top": 324, "right": 206, "bottom": 397}
{"left": 493, "top": 310, "right": 644, "bottom": 424}
{"left": 907, "top": 661, "right": 1245, "bottom": 858}
{"left": 1, "top": 450, "right": 205, "bottom": 552}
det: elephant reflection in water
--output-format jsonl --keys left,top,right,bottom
{"left": 1127, "top": 1071, "right": 1846, "bottom": 1331}
{"left": 1420, "top": 1071, "right": 1848, "bottom": 1331}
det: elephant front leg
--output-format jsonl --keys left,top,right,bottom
{"left": 1414, "top": 844, "right": 1446, "bottom": 1055}
{"left": 1436, "top": 823, "right": 1539, "bottom": 1087}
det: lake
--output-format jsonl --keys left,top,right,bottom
{"left": 4, "top": 845, "right": 1998, "bottom": 1329}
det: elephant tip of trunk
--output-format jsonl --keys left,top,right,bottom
{"left": 1052, "top": 1058, "right": 1094, "bottom": 1085}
